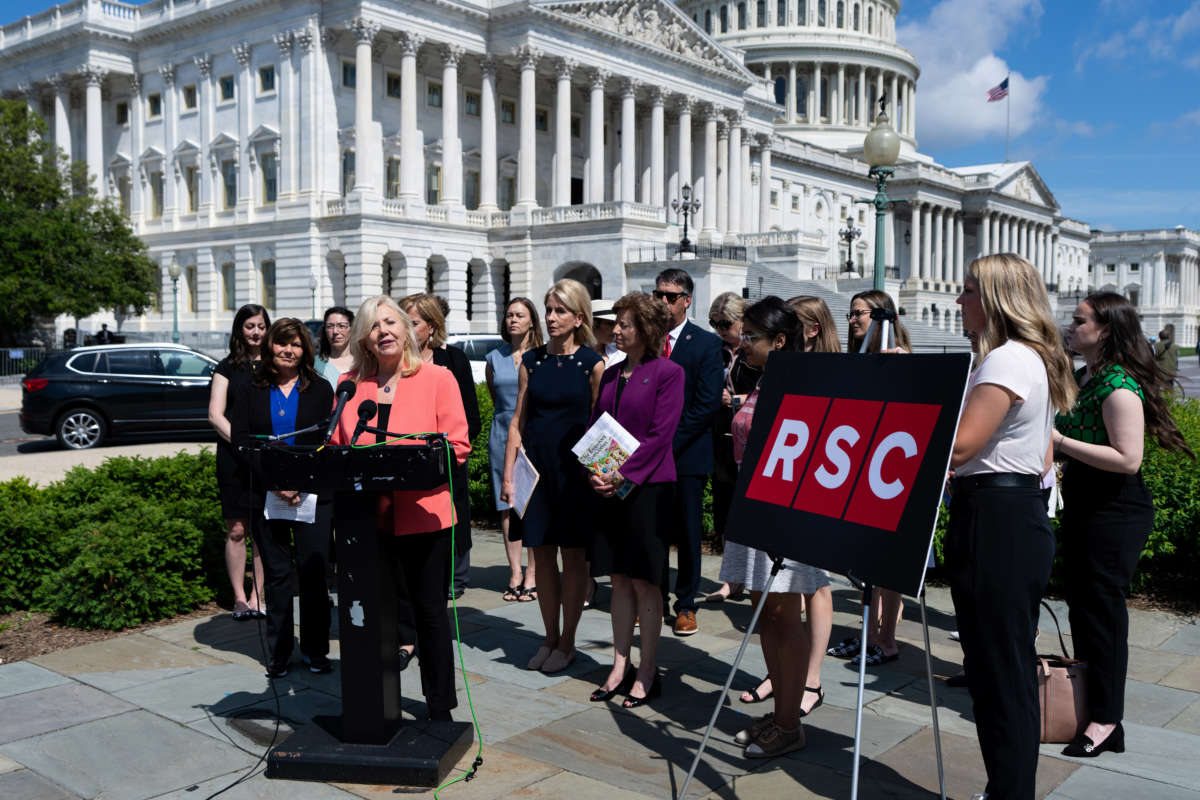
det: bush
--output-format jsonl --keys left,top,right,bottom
{"left": 469, "top": 382, "right": 496, "bottom": 524}
{"left": 1134, "top": 395, "right": 1200, "bottom": 593}
{"left": 0, "top": 477, "right": 54, "bottom": 613}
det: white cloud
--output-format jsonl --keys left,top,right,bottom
{"left": 897, "top": 0, "right": 1050, "bottom": 149}
{"left": 1053, "top": 187, "right": 1200, "bottom": 231}
{"left": 1075, "top": 0, "right": 1200, "bottom": 72}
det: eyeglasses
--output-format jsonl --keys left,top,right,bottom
{"left": 653, "top": 290, "right": 689, "bottom": 303}
{"left": 324, "top": 322, "right": 350, "bottom": 331}
{"left": 846, "top": 309, "right": 870, "bottom": 321}
{"left": 709, "top": 319, "right": 733, "bottom": 331}
{"left": 739, "top": 331, "right": 765, "bottom": 343}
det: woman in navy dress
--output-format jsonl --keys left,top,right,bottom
{"left": 502, "top": 279, "right": 604, "bottom": 674}
{"left": 487, "top": 297, "right": 543, "bottom": 602}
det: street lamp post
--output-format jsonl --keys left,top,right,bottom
{"left": 839, "top": 223, "right": 862, "bottom": 273}
{"left": 671, "top": 183, "right": 702, "bottom": 256}
{"left": 861, "top": 97, "right": 903, "bottom": 292}
{"left": 309, "top": 274, "right": 319, "bottom": 319}
{"left": 167, "top": 256, "right": 182, "bottom": 344}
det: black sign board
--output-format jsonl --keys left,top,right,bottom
{"left": 726, "top": 351, "right": 972, "bottom": 597}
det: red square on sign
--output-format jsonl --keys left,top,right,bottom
{"left": 745, "top": 394, "right": 831, "bottom": 508}
{"left": 792, "top": 399, "right": 884, "bottom": 519}
{"left": 842, "top": 401, "right": 941, "bottom": 532}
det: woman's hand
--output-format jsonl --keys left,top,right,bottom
{"left": 500, "top": 478, "right": 514, "bottom": 505}
{"left": 722, "top": 388, "right": 732, "bottom": 407}
{"left": 590, "top": 471, "right": 622, "bottom": 498}
{"left": 274, "top": 489, "right": 302, "bottom": 506}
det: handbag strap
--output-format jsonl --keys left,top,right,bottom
{"left": 1040, "top": 600, "right": 1073, "bottom": 660}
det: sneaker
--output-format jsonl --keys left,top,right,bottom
{"left": 734, "top": 712, "right": 774, "bottom": 745}
{"left": 264, "top": 663, "right": 288, "bottom": 679}
{"left": 303, "top": 655, "right": 333, "bottom": 674}
{"left": 744, "top": 721, "right": 806, "bottom": 758}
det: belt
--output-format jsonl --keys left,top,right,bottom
{"left": 952, "top": 472, "right": 1041, "bottom": 492}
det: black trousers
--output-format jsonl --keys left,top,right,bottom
{"left": 946, "top": 482, "right": 1053, "bottom": 800}
{"left": 1059, "top": 462, "right": 1153, "bottom": 724}
{"left": 663, "top": 474, "right": 706, "bottom": 615}
{"left": 251, "top": 501, "right": 333, "bottom": 670}
{"left": 385, "top": 528, "right": 457, "bottom": 717}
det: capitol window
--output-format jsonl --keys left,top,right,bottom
{"left": 853, "top": 2, "right": 860, "bottom": 30}
{"left": 259, "top": 65, "right": 275, "bottom": 94}
{"left": 465, "top": 171, "right": 480, "bottom": 210}
{"left": 222, "top": 160, "right": 237, "bottom": 209}
{"left": 387, "top": 73, "right": 401, "bottom": 99}
{"left": 261, "top": 154, "right": 277, "bottom": 205}
{"left": 757, "top": 0, "right": 766, "bottom": 27}
{"left": 777, "top": 0, "right": 786, "bottom": 26}
{"left": 797, "top": 0, "right": 806, "bottom": 24}
{"left": 427, "top": 80, "right": 442, "bottom": 109}
{"left": 341, "top": 151, "right": 355, "bottom": 196}
{"left": 867, "top": 6, "right": 872, "bottom": 32}
{"left": 837, "top": 0, "right": 844, "bottom": 27}
{"left": 1130, "top": 262, "right": 1140, "bottom": 272}
{"left": 185, "top": 166, "right": 199, "bottom": 212}
{"left": 426, "top": 165, "right": 442, "bottom": 205}
{"left": 500, "top": 98, "right": 516, "bottom": 125}
{"left": 117, "top": 176, "right": 131, "bottom": 216}
{"left": 535, "top": 107, "right": 549, "bottom": 132}
{"left": 571, "top": 114, "right": 582, "bottom": 139}
{"left": 147, "top": 93, "right": 162, "bottom": 118}
{"left": 818, "top": 0, "right": 826, "bottom": 25}
{"left": 182, "top": 85, "right": 197, "bottom": 110}
{"left": 719, "top": 6, "right": 727, "bottom": 32}
{"left": 186, "top": 265, "right": 198, "bottom": 313}
{"left": 221, "top": 262, "right": 236, "bottom": 310}
{"left": 260, "top": 259, "right": 276, "bottom": 310}
{"left": 738, "top": 2, "right": 747, "bottom": 29}
{"left": 465, "top": 90, "right": 481, "bottom": 117}
{"left": 386, "top": 158, "right": 401, "bottom": 199}
{"left": 115, "top": 102, "right": 129, "bottom": 126}
{"left": 342, "top": 62, "right": 356, "bottom": 89}
{"left": 150, "top": 171, "right": 164, "bottom": 218}
{"left": 770, "top": 190, "right": 779, "bottom": 207}
{"left": 1106, "top": 263, "right": 1116, "bottom": 272}
{"left": 499, "top": 176, "right": 515, "bottom": 210}
{"left": 791, "top": 195, "right": 800, "bottom": 211}
{"left": 704, "top": 9, "right": 711, "bottom": 33}
{"left": 219, "top": 75, "right": 235, "bottom": 101}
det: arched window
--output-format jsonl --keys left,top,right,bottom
{"left": 797, "top": 77, "right": 808, "bottom": 117}
{"left": 778, "top": 0, "right": 786, "bottom": 25}
{"left": 817, "top": 0, "right": 826, "bottom": 25}
{"left": 836, "top": 0, "right": 844, "bottom": 27}
{"left": 867, "top": 6, "right": 873, "bottom": 33}
{"left": 853, "top": 3, "right": 860, "bottom": 29}
{"left": 757, "top": 0, "right": 767, "bottom": 27}
{"left": 705, "top": 8, "right": 712, "bottom": 33}
{"left": 797, "top": 0, "right": 806, "bottom": 24}
{"left": 738, "top": 2, "right": 747, "bottom": 29}
{"left": 719, "top": 4, "right": 728, "bottom": 32}
{"left": 820, "top": 76, "right": 829, "bottom": 118}
{"left": 774, "top": 76, "right": 786, "bottom": 105}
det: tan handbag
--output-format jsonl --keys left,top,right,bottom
{"left": 1037, "top": 601, "right": 1088, "bottom": 743}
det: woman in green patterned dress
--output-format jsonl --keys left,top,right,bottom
{"left": 1052, "top": 292, "right": 1193, "bottom": 758}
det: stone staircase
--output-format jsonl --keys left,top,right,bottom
{"left": 746, "top": 263, "right": 972, "bottom": 353}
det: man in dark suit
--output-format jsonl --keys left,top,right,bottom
{"left": 654, "top": 268, "right": 723, "bottom": 635}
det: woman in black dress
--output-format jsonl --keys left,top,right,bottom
{"left": 502, "top": 278, "right": 605, "bottom": 674}
{"left": 229, "top": 318, "right": 334, "bottom": 677}
{"left": 206, "top": 304, "right": 269, "bottom": 620}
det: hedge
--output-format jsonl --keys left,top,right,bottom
{"left": 1, "top": 390, "right": 1194, "bottom": 631}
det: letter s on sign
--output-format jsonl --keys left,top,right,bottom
{"left": 763, "top": 419, "right": 810, "bottom": 481}
{"left": 814, "top": 425, "right": 860, "bottom": 489}
{"left": 867, "top": 431, "right": 918, "bottom": 499}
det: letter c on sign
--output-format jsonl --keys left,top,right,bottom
{"left": 762, "top": 419, "right": 810, "bottom": 482}
{"left": 868, "top": 431, "right": 918, "bottom": 500}
{"left": 814, "top": 425, "right": 860, "bottom": 489}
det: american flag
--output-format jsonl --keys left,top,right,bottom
{"left": 987, "top": 77, "right": 1009, "bottom": 102}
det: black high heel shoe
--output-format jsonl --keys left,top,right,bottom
{"left": 590, "top": 667, "right": 636, "bottom": 702}
{"left": 622, "top": 672, "right": 662, "bottom": 709}
{"left": 1062, "top": 722, "right": 1125, "bottom": 757}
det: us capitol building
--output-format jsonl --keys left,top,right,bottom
{"left": 1, "top": 0, "right": 1195, "bottom": 346}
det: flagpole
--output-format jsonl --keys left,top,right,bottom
{"left": 1004, "top": 74, "right": 1010, "bottom": 163}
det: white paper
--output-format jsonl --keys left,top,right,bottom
{"left": 572, "top": 412, "right": 640, "bottom": 478}
{"left": 264, "top": 491, "right": 318, "bottom": 523}
{"left": 511, "top": 447, "right": 539, "bottom": 519}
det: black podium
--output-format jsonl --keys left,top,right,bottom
{"left": 242, "top": 440, "right": 474, "bottom": 786}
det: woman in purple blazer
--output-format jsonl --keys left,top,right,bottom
{"left": 586, "top": 292, "right": 684, "bottom": 708}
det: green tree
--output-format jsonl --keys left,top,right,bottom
{"left": 0, "top": 99, "right": 157, "bottom": 345}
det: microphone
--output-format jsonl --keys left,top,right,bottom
{"left": 351, "top": 399, "right": 378, "bottom": 445}
{"left": 322, "top": 379, "right": 358, "bottom": 445}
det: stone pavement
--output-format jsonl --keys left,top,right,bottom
{"left": 1, "top": 532, "right": 1198, "bottom": 800}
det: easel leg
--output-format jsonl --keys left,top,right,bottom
{"left": 678, "top": 556, "right": 786, "bottom": 800}
{"left": 920, "top": 587, "right": 947, "bottom": 800}
{"left": 850, "top": 578, "right": 873, "bottom": 800}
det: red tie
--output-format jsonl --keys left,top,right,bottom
{"left": 662, "top": 335, "right": 672, "bottom": 358}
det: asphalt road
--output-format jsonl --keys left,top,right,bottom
{"left": 0, "top": 411, "right": 54, "bottom": 457}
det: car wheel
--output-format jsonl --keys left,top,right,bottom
{"left": 56, "top": 408, "right": 107, "bottom": 449}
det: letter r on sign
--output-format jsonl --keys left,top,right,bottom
{"left": 745, "top": 394, "right": 831, "bottom": 508}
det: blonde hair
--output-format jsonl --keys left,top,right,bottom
{"left": 708, "top": 291, "right": 747, "bottom": 323}
{"left": 348, "top": 296, "right": 423, "bottom": 380}
{"left": 399, "top": 293, "right": 447, "bottom": 348}
{"left": 967, "top": 254, "right": 1077, "bottom": 413}
{"left": 788, "top": 296, "right": 842, "bottom": 353}
{"left": 545, "top": 278, "right": 595, "bottom": 348}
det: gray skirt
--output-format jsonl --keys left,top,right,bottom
{"left": 718, "top": 541, "right": 830, "bottom": 595}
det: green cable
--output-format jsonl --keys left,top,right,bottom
{"left": 350, "top": 433, "right": 485, "bottom": 793}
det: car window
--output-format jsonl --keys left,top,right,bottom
{"left": 100, "top": 350, "right": 163, "bottom": 376}
{"left": 67, "top": 353, "right": 99, "bottom": 373}
{"left": 157, "top": 351, "right": 214, "bottom": 377}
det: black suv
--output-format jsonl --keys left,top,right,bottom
{"left": 20, "top": 344, "right": 219, "bottom": 449}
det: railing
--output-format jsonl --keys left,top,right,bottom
{"left": 464, "top": 210, "right": 490, "bottom": 227}
{"left": 425, "top": 205, "right": 449, "bottom": 223}
{"left": 326, "top": 199, "right": 345, "bottom": 216}
{"left": 811, "top": 266, "right": 831, "bottom": 281}
{"left": 885, "top": 266, "right": 901, "bottom": 280}
{"left": 625, "top": 244, "right": 748, "bottom": 263}
{"left": 530, "top": 202, "right": 666, "bottom": 226}
{"left": 1, "top": 347, "right": 54, "bottom": 379}
{"left": 1045, "top": 282, "right": 1059, "bottom": 293}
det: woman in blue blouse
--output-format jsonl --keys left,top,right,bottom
{"left": 486, "top": 297, "right": 543, "bottom": 601}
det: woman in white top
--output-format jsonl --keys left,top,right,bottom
{"left": 949, "top": 254, "right": 1077, "bottom": 800}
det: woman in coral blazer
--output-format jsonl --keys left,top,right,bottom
{"left": 330, "top": 295, "right": 469, "bottom": 721}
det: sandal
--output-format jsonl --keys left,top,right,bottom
{"left": 502, "top": 584, "right": 522, "bottom": 602}
{"left": 231, "top": 602, "right": 255, "bottom": 622}
{"left": 850, "top": 644, "right": 900, "bottom": 667}
{"left": 739, "top": 678, "right": 773, "bottom": 704}
{"left": 518, "top": 586, "right": 537, "bottom": 602}
{"left": 799, "top": 685, "right": 824, "bottom": 717}
{"left": 827, "top": 636, "right": 861, "bottom": 658}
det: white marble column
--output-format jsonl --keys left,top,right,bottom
{"left": 813, "top": 62, "right": 822, "bottom": 121}
{"left": 294, "top": 28, "right": 315, "bottom": 199}
{"left": 439, "top": 44, "right": 464, "bottom": 206}
{"left": 274, "top": 33, "right": 296, "bottom": 200}
{"left": 921, "top": 203, "right": 932, "bottom": 282}
{"left": 553, "top": 58, "right": 574, "bottom": 207}
{"left": 1002, "top": 216, "right": 1011, "bottom": 252}
{"left": 727, "top": 114, "right": 741, "bottom": 236}
{"left": 979, "top": 211, "right": 990, "bottom": 256}
{"left": 588, "top": 69, "right": 607, "bottom": 203}
{"left": 639, "top": 110, "right": 652, "bottom": 204}
{"left": 931, "top": 206, "right": 943, "bottom": 283}
{"left": 954, "top": 212, "right": 964, "bottom": 282}
{"left": 81, "top": 65, "right": 106, "bottom": 197}
{"left": 716, "top": 121, "right": 728, "bottom": 233}
{"left": 908, "top": 80, "right": 916, "bottom": 136}
{"left": 479, "top": 57, "right": 498, "bottom": 211}
{"left": 48, "top": 74, "right": 71, "bottom": 163}
{"left": 232, "top": 42, "right": 253, "bottom": 211}
{"left": 909, "top": 201, "right": 922, "bottom": 280}
{"left": 857, "top": 65, "right": 866, "bottom": 126}
{"left": 786, "top": 61, "right": 796, "bottom": 123}
{"left": 992, "top": 214, "right": 1002, "bottom": 254}
{"left": 619, "top": 78, "right": 637, "bottom": 203}
{"left": 350, "top": 20, "right": 379, "bottom": 194}
{"left": 889, "top": 73, "right": 898, "bottom": 122}
{"left": 129, "top": 72, "right": 145, "bottom": 224}
{"left": 676, "top": 96, "right": 693, "bottom": 204}
{"left": 397, "top": 32, "right": 424, "bottom": 201}
{"left": 757, "top": 135, "right": 772, "bottom": 233}
{"left": 159, "top": 63, "right": 177, "bottom": 216}
{"left": 516, "top": 44, "right": 540, "bottom": 208}
{"left": 740, "top": 134, "right": 752, "bottom": 233}
{"left": 1044, "top": 228, "right": 1053, "bottom": 282}
{"left": 835, "top": 63, "right": 845, "bottom": 125}
{"left": 650, "top": 87, "right": 665, "bottom": 207}
{"left": 702, "top": 106, "right": 718, "bottom": 233}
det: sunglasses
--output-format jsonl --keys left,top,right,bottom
{"left": 653, "top": 290, "right": 689, "bottom": 303}
{"left": 739, "top": 331, "right": 765, "bottom": 343}
{"left": 709, "top": 319, "right": 733, "bottom": 331}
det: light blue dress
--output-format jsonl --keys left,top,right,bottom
{"left": 313, "top": 356, "right": 345, "bottom": 388}
{"left": 485, "top": 344, "right": 520, "bottom": 510}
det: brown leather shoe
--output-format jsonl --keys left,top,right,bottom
{"left": 673, "top": 610, "right": 698, "bottom": 636}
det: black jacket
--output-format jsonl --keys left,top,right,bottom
{"left": 229, "top": 374, "right": 334, "bottom": 500}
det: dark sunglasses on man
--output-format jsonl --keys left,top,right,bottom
{"left": 653, "top": 290, "right": 689, "bottom": 303}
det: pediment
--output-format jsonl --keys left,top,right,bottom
{"left": 209, "top": 132, "right": 238, "bottom": 151}
{"left": 173, "top": 139, "right": 200, "bottom": 158}
{"left": 534, "top": 0, "right": 751, "bottom": 81}
{"left": 249, "top": 124, "right": 280, "bottom": 144}
{"left": 108, "top": 152, "right": 131, "bottom": 169}
{"left": 139, "top": 145, "right": 164, "bottom": 162}
{"left": 997, "top": 165, "right": 1057, "bottom": 211}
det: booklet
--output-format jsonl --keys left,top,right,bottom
{"left": 572, "top": 412, "right": 640, "bottom": 479}
{"left": 511, "top": 447, "right": 539, "bottom": 519}
{"left": 264, "top": 491, "right": 317, "bottom": 523}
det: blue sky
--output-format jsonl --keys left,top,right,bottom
{"left": 4, "top": 0, "right": 1198, "bottom": 230}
